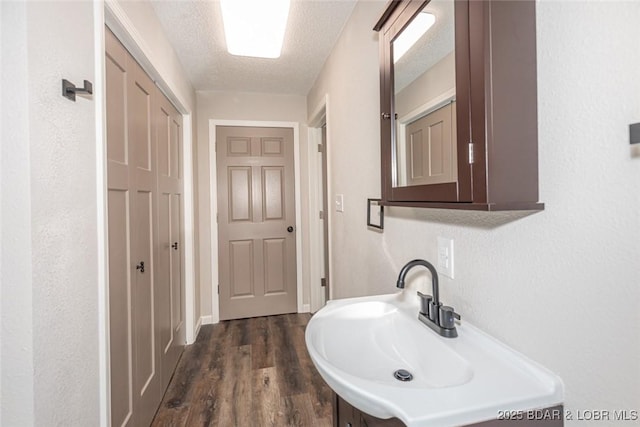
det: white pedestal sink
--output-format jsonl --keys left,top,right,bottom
{"left": 305, "top": 293, "right": 563, "bottom": 427}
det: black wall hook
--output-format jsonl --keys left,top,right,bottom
{"left": 62, "top": 79, "right": 93, "bottom": 102}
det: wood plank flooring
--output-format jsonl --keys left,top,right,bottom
{"left": 151, "top": 314, "right": 334, "bottom": 427}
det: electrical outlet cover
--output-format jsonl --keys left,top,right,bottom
{"left": 437, "top": 237, "right": 454, "bottom": 279}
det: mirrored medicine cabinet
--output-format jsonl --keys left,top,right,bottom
{"left": 374, "top": 0, "right": 544, "bottom": 211}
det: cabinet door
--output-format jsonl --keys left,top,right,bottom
{"left": 336, "top": 395, "right": 405, "bottom": 427}
{"left": 360, "top": 412, "right": 405, "bottom": 427}
{"left": 336, "top": 395, "right": 359, "bottom": 427}
{"left": 376, "top": 0, "right": 541, "bottom": 210}
{"left": 379, "top": 0, "right": 472, "bottom": 204}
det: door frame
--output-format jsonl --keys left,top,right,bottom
{"left": 308, "top": 95, "right": 334, "bottom": 312}
{"left": 209, "top": 120, "right": 305, "bottom": 324}
{"left": 97, "top": 3, "right": 197, "bottom": 426}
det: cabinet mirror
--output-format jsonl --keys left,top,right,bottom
{"left": 393, "top": 0, "right": 456, "bottom": 189}
{"left": 376, "top": 0, "right": 473, "bottom": 205}
{"left": 375, "top": 0, "right": 543, "bottom": 211}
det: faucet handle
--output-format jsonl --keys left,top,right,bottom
{"left": 439, "top": 306, "right": 460, "bottom": 329}
{"left": 417, "top": 292, "right": 432, "bottom": 315}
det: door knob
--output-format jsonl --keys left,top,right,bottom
{"left": 171, "top": 242, "right": 179, "bottom": 250}
{"left": 135, "top": 261, "right": 145, "bottom": 273}
{"left": 287, "top": 226, "right": 294, "bottom": 233}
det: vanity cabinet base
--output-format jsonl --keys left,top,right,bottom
{"left": 335, "top": 394, "right": 404, "bottom": 427}
{"left": 335, "top": 394, "right": 564, "bottom": 427}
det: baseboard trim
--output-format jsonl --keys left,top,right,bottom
{"left": 191, "top": 316, "right": 203, "bottom": 344}
{"left": 201, "top": 315, "right": 215, "bottom": 325}
{"left": 301, "top": 304, "right": 311, "bottom": 313}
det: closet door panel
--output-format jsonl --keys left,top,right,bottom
{"left": 158, "top": 191, "right": 173, "bottom": 381}
{"left": 128, "top": 57, "right": 161, "bottom": 427}
{"left": 155, "top": 93, "right": 185, "bottom": 389}
{"left": 105, "top": 27, "right": 135, "bottom": 427}
{"left": 170, "top": 193, "right": 183, "bottom": 334}
{"left": 131, "top": 190, "right": 156, "bottom": 409}
{"left": 107, "top": 190, "right": 133, "bottom": 427}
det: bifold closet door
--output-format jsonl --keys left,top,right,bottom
{"left": 105, "top": 28, "right": 134, "bottom": 427}
{"left": 129, "top": 54, "right": 162, "bottom": 427}
{"left": 106, "top": 28, "right": 162, "bottom": 427}
{"left": 155, "top": 92, "right": 185, "bottom": 391}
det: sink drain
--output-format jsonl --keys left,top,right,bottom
{"left": 393, "top": 369, "right": 413, "bottom": 382}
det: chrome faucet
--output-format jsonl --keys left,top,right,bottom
{"left": 396, "top": 259, "right": 460, "bottom": 338}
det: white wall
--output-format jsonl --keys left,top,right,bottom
{"left": 196, "top": 90, "right": 309, "bottom": 319}
{"left": 1, "top": 2, "right": 36, "bottom": 425}
{"left": 0, "top": 1, "right": 198, "bottom": 425}
{"left": 308, "top": 0, "right": 388, "bottom": 300}
{"left": 308, "top": 0, "right": 640, "bottom": 423}
{"left": 0, "top": 2, "right": 101, "bottom": 425}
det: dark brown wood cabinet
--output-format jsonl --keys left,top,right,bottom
{"left": 335, "top": 394, "right": 564, "bottom": 427}
{"left": 335, "top": 394, "right": 404, "bottom": 427}
{"left": 375, "top": 0, "right": 543, "bottom": 211}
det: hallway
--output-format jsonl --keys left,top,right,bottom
{"left": 151, "top": 314, "right": 333, "bottom": 426}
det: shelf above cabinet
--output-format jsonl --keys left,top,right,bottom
{"left": 381, "top": 200, "right": 544, "bottom": 212}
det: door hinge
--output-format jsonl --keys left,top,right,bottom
{"left": 317, "top": 143, "right": 323, "bottom": 153}
{"left": 319, "top": 210, "right": 324, "bottom": 220}
{"left": 216, "top": 212, "right": 218, "bottom": 223}
{"left": 217, "top": 285, "right": 219, "bottom": 294}
{"left": 468, "top": 142, "right": 475, "bottom": 164}
{"left": 321, "top": 278, "right": 327, "bottom": 287}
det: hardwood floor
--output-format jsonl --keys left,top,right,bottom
{"left": 151, "top": 314, "right": 334, "bottom": 427}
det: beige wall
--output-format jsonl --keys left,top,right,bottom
{"left": 308, "top": 0, "right": 640, "bottom": 424}
{"left": 196, "top": 90, "right": 310, "bottom": 319}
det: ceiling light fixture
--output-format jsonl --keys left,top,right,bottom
{"left": 393, "top": 12, "right": 436, "bottom": 63}
{"left": 220, "top": 0, "right": 291, "bottom": 59}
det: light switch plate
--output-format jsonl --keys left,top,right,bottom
{"left": 335, "top": 194, "right": 344, "bottom": 212}
{"left": 437, "top": 237, "right": 454, "bottom": 279}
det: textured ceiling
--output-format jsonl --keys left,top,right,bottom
{"left": 151, "top": 0, "right": 357, "bottom": 95}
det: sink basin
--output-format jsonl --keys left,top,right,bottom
{"left": 306, "top": 293, "right": 563, "bottom": 426}
{"left": 310, "top": 301, "right": 473, "bottom": 389}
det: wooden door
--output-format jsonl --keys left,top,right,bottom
{"left": 106, "top": 28, "right": 162, "bottom": 427}
{"left": 217, "top": 126, "right": 297, "bottom": 320}
{"left": 155, "top": 92, "right": 185, "bottom": 390}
